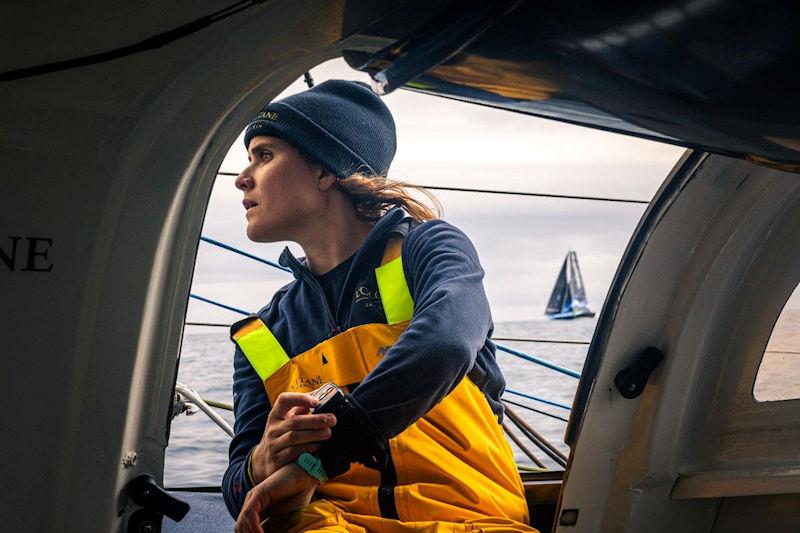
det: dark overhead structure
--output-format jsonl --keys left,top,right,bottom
{"left": 345, "top": 0, "right": 800, "bottom": 167}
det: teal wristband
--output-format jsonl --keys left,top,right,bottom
{"left": 295, "top": 452, "right": 328, "bottom": 484}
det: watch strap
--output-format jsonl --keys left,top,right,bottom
{"left": 295, "top": 452, "right": 329, "bottom": 484}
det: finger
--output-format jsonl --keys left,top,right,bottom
{"left": 283, "top": 413, "right": 337, "bottom": 430}
{"left": 236, "top": 507, "right": 264, "bottom": 533}
{"left": 268, "top": 393, "right": 319, "bottom": 421}
{"left": 265, "top": 413, "right": 335, "bottom": 442}
{"left": 285, "top": 405, "right": 312, "bottom": 418}
{"left": 271, "top": 426, "right": 332, "bottom": 452}
{"left": 271, "top": 442, "right": 322, "bottom": 470}
{"left": 238, "top": 484, "right": 272, "bottom": 533}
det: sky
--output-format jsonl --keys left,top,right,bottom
{"left": 186, "top": 59, "right": 685, "bottom": 325}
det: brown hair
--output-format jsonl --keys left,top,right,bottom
{"left": 338, "top": 174, "right": 442, "bottom": 223}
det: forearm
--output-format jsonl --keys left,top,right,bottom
{"left": 352, "top": 278, "right": 491, "bottom": 437}
{"left": 318, "top": 220, "right": 492, "bottom": 473}
{"left": 225, "top": 346, "right": 270, "bottom": 517}
{"left": 356, "top": 221, "right": 491, "bottom": 435}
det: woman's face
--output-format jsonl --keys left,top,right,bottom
{"left": 235, "top": 135, "right": 324, "bottom": 242}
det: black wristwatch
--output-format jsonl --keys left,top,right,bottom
{"left": 309, "top": 382, "right": 348, "bottom": 416}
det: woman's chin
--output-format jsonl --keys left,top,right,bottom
{"left": 246, "top": 225, "right": 278, "bottom": 243}
{"left": 245, "top": 225, "right": 264, "bottom": 242}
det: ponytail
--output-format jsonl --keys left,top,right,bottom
{"left": 339, "top": 174, "right": 442, "bottom": 223}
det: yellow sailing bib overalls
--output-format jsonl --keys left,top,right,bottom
{"left": 233, "top": 237, "right": 535, "bottom": 532}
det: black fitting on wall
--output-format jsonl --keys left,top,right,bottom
{"left": 614, "top": 347, "right": 664, "bottom": 399}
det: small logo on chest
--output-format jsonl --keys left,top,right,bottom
{"left": 354, "top": 286, "right": 383, "bottom": 310}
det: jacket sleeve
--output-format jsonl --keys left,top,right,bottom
{"left": 221, "top": 345, "right": 270, "bottom": 518}
{"left": 318, "top": 220, "right": 493, "bottom": 474}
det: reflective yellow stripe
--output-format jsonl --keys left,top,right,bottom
{"left": 233, "top": 318, "right": 289, "bottom": 381}
{"left": 375, "top": 255, "right": 414, "bottom": 324}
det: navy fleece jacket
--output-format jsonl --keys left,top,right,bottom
{"left": 222, "top": 209, "right": 505, "bottom": 517}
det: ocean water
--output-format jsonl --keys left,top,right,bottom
{"left": 164, "top": 317, "right": 595, "bottom": 488}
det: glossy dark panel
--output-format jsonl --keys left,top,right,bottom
{"left": 349, "top": 0, "right": 800, "bottom": 164}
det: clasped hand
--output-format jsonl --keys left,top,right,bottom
{"left": 235, "top": 392, "right": 336, "bottom": 532}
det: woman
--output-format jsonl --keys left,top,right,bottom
{"left": 224, "top": 79, "right": 534, "bottom": 532}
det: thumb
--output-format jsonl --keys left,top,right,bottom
{"left": 237, "top": 486, "right": 272, "bottom": 532}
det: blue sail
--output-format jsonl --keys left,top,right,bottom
{"left": 545, "top": 251, "right": 595, "bottom": 319}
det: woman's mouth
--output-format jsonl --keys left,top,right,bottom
{"left": 242, "top": 199, "right": 258, "bottom": 211}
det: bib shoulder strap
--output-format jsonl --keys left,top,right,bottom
{"left": 375, "top": 235, "right": 414, "bottom": 325}
{"left": 231, "top": 316, "right": 289, "bottom": 381}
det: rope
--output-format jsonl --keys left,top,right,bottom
{"left": 204, "top": 399, "right": 233, "bottom": 411}
{"left": 191, "top": 234, "right": 588, "bottom": 381}
{"left": 183, "top": 321, "right": 590, "bottom": 348}
{"left": 505, "top": 389, "right": 572, "bottom": 411}
{"left": 493, "top": 336, "right": 590, "bottom": 345}
{"left": 413, "top": 185, "right": 649, "bottom": 204}
{"left": 189, "top": 294, "right": 249, "bottom": 316}
{"left": 503, "top": 422, "right": 546, "bottom": 468}
{"left": 496, "top": 344, "right": 581, "bottom": 379}
{"left": 0, "top": 1, "right": 266, "bottom": 82}
{"left": 502, "top": 398, "right": 568, "bottom": 422}
{"left": 189, "top": 290, "right": 583, "bottom": 378}
{"left": 191, "top": 235, "right": 586, "bottom": 380}
{"left": 200, "top": 236, "right": 291, "bottom": 272}
{"left": 215, "top": 171, "right": 648, "bottom": 204}
{"left": 504, "top": 403, "right": 568, "bottom": 467}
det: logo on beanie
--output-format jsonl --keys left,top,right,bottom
{"left": 256, "top": 111, "right": 279, "bottom": 121}
{"left": 246, "top": 111, "right": 279, "bottom": 134}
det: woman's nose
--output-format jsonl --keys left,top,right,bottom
{"left": 235, "top": 171, "right": 253, "bottom": 191}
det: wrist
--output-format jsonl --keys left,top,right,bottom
{"left": 249, "top": 444, "right": 267, "bottom": 484}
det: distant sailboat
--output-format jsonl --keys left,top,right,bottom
{"left": 545, "top": 250, "right": 595, "bottom": 319}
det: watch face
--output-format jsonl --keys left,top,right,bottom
{"left": 310, "top": 382, "right": 340, "bottom": 410}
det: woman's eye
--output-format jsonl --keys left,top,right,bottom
{"left": 258, "top": 151, "right": 272, "bottom": 163}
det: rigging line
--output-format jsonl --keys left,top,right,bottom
{"left": 194, "top": 238, "right": 585, "bottom": 379}
{"left": 505, "top": 389, "right": 572, "bottom": 411}
{"left": 204, "top": 398, "right": 233, "bottom": 411}
{"left": 0, "top": 0, "right": 265, "bottom": 82}
{"left": 502, "top": 398, "right": 569, "bottom": 422}
{"left": 189, "top": 294, "right": 250, "bottom": 316}
{"left": 188, "top": 297, "right": 577, "bottom": 410}
{"left": 504, "top": 404, "right": 568, "bottom": 465}
{"left": 200, "top": 235, "right": 291, "bottom": 272}
{"left": 215, "top": 172, "right": 649, "bottom": 204}
{"left": 182, "top": 321, "right": 590, "bottom": 348}
{"left": 496, "top": 344, "right": 581, "bottom": 379}
{"left": 502, "top": 422, "right": 546, "bottom": 469}
{"left": 416, "top": 185, "right": 649, "bottom": 204}
{"left": 503, "top": 403, "right": 567, "bottom": 467}
{"left": 190, "top": 294, "right": 580, "bottom": 379}
{"left": 493, "top": 336, "right": 590, "bottom": 345}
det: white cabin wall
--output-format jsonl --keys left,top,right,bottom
{"left": 0, "top": 1, "right": 416, "bottom": 530}
{"left": 558, "top": 153, "right": 800, "bottom": 532}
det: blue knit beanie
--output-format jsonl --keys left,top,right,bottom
{"left": 243, "top": 80, "right": 397, "bottom": 179}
